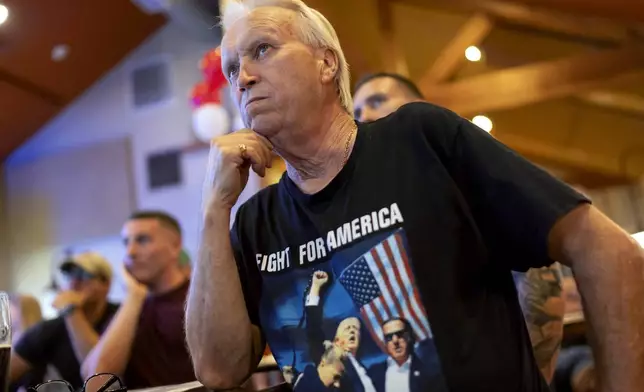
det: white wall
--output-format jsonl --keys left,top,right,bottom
{"left": 4, "top": 22, "right": 259, "bottom": 316}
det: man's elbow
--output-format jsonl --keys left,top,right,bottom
{"left": 191, "top": 346, "right": 259, "bottom": 390}
{"left": 193, "top": 363, "right": 252, "bottom": 390}
{"left": 80, "top": 357, "right": 96, "bottom": 380}
{"left": 81, "top": 352, "right": 120, "bottom": 380}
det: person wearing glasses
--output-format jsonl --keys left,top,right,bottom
{"left": 9, "top": 252, "right": 118, "bottom": 391}
{"left": 368, "top": 318, "right": 446, "bottom": 392}
{"left": 82, "top": 211, "right": 195, "bottom": 389}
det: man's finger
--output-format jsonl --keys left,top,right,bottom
{"left": 242, "top": 139, "right": 272, "bottom": 169}
{"left": 252, "top": 163, "right": 266, "bottom": 178}
{"left": 243, "top": 147, "right": 268, "bottom": 177}
{"left": 253, "top": 133, "right": 274, "bottom": 152}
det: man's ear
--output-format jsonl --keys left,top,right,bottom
{"left": 320, "top": 48, "right": 339, "bottom": 84}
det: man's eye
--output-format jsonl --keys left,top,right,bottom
{"left": 369, "top": 96, "right": 386, "bottom": 109}
{"left": 227, "top": 65, "right": 239, "bottom": 79}
{"left": 256, "top": 43, "right": 271, "bottom": 58}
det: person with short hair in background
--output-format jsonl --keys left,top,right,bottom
{"left": 82, "top": 211, "right": 195, "bottom": 389}
{"left": 352, "top": 71, "right": 567, "bottom": 385}
{"left": 9, "top": 252, "right": 118, "bottom": 390}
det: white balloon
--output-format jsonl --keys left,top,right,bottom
{"left": 232, "top": 114, "right": 246, "bottom": 131}
{"left": 192, "top": 103, "right": 230, "bottom": 142}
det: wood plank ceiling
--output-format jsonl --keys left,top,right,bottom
{"left": 2, "top": 0, "right": 644, "bottom": 189}
{"left": 0, "top": 0, "right": 165, "bottom": 160}
{"left": 303, "top": 0, "right": 644, "bottom": 188}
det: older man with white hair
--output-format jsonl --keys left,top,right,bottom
{"left": 185, "top": 1, "right": 644, "bottom": 391}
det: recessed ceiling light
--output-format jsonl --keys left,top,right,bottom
{"left": 465, "top": 45, "right": 482, "bottom": 62}
{"left": 472, "top": 115, "right": 493, "bottom": 133}
{"left": 0, "top": 5, "right": 9, "bottom": 26}
{"left": 634, "top": 231, "right": 644, "bottom": 247}
{"left": 51, "top": 44, "right": 70, "bottom": 62}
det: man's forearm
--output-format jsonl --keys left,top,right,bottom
{"left": 572, "top": 238, "right": 644, "bottom": 391}
{"left": 64, "top": 310, "right": 100, "bottom": 362}
{"left": 9, "top": 353, "right": 32, "bottom": 382}
{"left": 513, "top": 263, "right": 565, "bottom": 383}
{"left": 552, "top": 205, "right": 644, "bottom": 391}
{"left": 185, "top": 204, "right": 257, "bottom": 389}
{"left": 81, "top": 292, "right": 145, "bottom": 378}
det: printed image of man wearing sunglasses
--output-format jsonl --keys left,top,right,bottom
{"left": 8, "top": 252, "right": 119, "bottom": 391}
{"left": 368, "top": 318, "right": 447, "bottom": 392}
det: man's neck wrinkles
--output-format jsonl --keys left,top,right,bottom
{"left": 281, "top": 109, "right": 355, "bottom": 189}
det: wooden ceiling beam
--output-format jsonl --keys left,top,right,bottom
{"left": 377, "top": 0, "right": 409, "bottom": 76}
{"left": 502, "top": 0, "right": 644, "bottom": 25}
{"left": 576, "top": 90, "right": 644, "bottom": 116}
{"left": 395, "top": 0, "right": 633, "bottom": 43}
{"left": 484, "top": 50, "right": 644, "bottom": 116}
{"left": 0, "top": 68, "right": 65, "bottom": 107}
{"left": 421, "top": 44, "right": 644, "bottom": 115}
{"left": 498, "top": 133, "right": 639, "bottom": 179}
{"left": 421, "top": 13, "right": 494, "bottom": 85}
{"left": 341, "top": 37, "right": 374, "bottom": 82}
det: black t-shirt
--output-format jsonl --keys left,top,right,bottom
{"left": 231, "top": 102, "right": 589, "bottom": 392}
{"left": 14, "top": 303, "right": 119, "bottom": 389}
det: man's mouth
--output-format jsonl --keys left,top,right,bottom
{"left": 245, "top": 97, "right": 265, "bottom": 108}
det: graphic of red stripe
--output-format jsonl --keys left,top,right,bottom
{"left": 393, "top": 233, "right": 430, "bottom": 335}
{"left": 370, "top": 248, "right": 404, "bottom": 319}
{"left": 383, "top": 237, "right": 429, "bottom": 339}
{"left": 369, "top": 247, "right": 400, "bottom": 315}
{"left": 361, "top": 305, "right": 387, "bottom": 352}
{"left": 369, "top": 300, "right": 388, "bottom": 330}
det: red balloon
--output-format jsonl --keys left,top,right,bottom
{"left": 191, "top": 46, "right": 228, "bottom": 109}
{"left": 200, "top": 47, "right": 226, "bottom": 88}
{"left": 207, "top": 67, "right": 227, "bottom": 91}
{"left": 190, "top": 81, "right": 220, "bottom": 108}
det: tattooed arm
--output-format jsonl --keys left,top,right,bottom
{"left": 513, "top": 263, "right": 565, "bottom": 384}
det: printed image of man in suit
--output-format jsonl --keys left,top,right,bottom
{"left": 368, "top": 318, "right": 448, "bottom": 392}
{"left": 294, "top": 271, "right": 377, "bottom": 392}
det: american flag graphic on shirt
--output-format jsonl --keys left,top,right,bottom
{"left": 337, "top": 229, "right": 432, "bottom": 349}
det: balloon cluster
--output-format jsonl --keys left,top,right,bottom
{"left": 189, "top": 47, "right": 243, "bottom": 142}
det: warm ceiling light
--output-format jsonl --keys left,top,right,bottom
{"left": 634, "top": 231, "right": 644, "bottom": 247}
{"left": 472, "top": 115, "right": 493, "bottom": 132}
{"left": 0, "top": 5, "right": 9, "bottom": 26}
{"left": 465, "top": 45, "right": 482, "bottom": 62}
{"left": 51, "top": 44, "right": 70, "bottom": 62}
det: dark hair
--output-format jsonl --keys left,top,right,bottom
{"left": 128, "top": 210, "right": 182, "bottom": 236}
{"left": 354, "top": 72, "right": 424, "bottom": 99}
{"left": 383, "top": 317, "right": 416, "bottom": 344}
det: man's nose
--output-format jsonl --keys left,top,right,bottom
{"left": 237, "top": 62, "right": 258, "bottom": 92}
{"left": 126, "top": 243, "right": 137, "bottom": 258}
